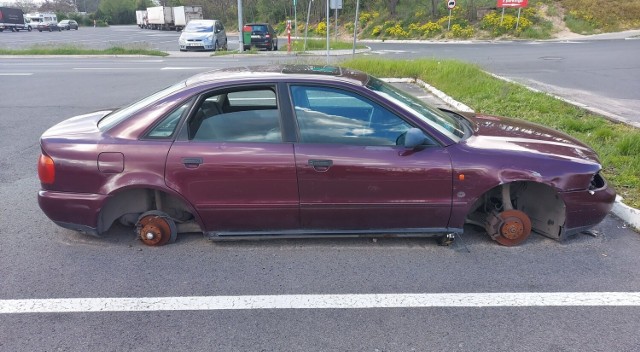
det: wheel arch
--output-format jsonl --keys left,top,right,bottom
{"left": 465, "top": 180, "right": 567, "bottom": 241}
{"left": 96, "top": 185, "right": 203, "bottom": 234}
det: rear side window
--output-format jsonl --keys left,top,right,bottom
{"left": 189, "top": 87, "right": 282, "bottom": 143}
{"left": 98, "top": 81, "right": 186, "bottom": 131}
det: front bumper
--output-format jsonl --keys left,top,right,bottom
{"left": 38, "top": 190, "right": 107, "bottom": 235}
{"left": 180, "top": 41, "right": 214, "bottom": 51}
{"left": 559, "top": 182, "right": 616, "bottom": 238}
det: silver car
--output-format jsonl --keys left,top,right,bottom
{"left": 178, "top": 20, "right": 227, "bottom": 51}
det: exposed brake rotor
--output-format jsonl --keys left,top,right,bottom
{"left": 485, "top": 209, "right": 532, "bottom": 246}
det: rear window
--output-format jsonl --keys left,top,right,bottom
{"left": 250, "top": 25, "right": 268, "bottom": 33}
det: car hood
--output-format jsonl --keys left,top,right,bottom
{"left": 464, "top": 114, "right": 600, "bottom": 164}
{"left": 180, "top": 32, "right": 213, "bottom": 40}
{"left": 41, "top": 110, "right": 111, "bottom": 139}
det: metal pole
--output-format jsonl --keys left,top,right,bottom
{"left": 352, "top": 0, "right": 359, "bottom": 57}
{"left": 238, "top": 0, "right": 244, "bottom": 51}
{"left": 326, "top": 0, "right": 329, "bottom": 63}
{"left": 516, "top": 7, "right": 521, "bottom": 30}
{"left": 500, "top": 8, "right": 504, "bottom": 26}
{"left": 334, "top": 8, "right": 338, "bottom": 42}
{"left": 447, "top": 9, "right": 451, "bottom": 31}
{"left": 304, "top": 0, "right": 313, "bottom": 51}
{"left": 294, "top": 0, "right": 297, "bottom": 40}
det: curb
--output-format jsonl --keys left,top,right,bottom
{"left": 390, "top": 77, "right": 640, "bottom": 232}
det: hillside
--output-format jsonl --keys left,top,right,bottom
{"left": 309, "top": 0, "right": 640, "bottom": 41}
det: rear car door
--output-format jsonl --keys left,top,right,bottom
{"left": 290, "top": 84, "right": 453, "bottom": 231}
{"left": 165, "top": 85, "right": 299, "bottom": 232}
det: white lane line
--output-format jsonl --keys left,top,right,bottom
{"left": 2, "top": 292, "right": 640, "bottom": 314}
{"left": 161, "top": 67, "right": 211, "bottom": 70}
{"left": 0, "top": 73, "right": 34, "bottom": 76}
{"left": 73, "top": 67, "right": 157, "bottom": 70}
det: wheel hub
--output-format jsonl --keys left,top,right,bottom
{"left": 137, "top": 216, "right": 172, "bottom": 246}
{"left": 486, "top": 209, "right": 532, "bottom": 246}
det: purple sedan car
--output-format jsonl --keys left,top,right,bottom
{"left": 38, "top": 65, "right": 616, "bottom": 246}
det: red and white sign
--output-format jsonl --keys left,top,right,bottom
{"left": 497, "top": 0, "right": 528, "bottom": 8}
{"left": 447, "top": 0, "right": 456, "bottom": 9}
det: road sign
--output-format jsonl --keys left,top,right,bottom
{"left": 447, "top": 0, "right": 455, "bottom": 9}
{"left": 497, "top": 0, "right": 528, "bottom": 8}
{"left": 330, "top": 0, "right": 342, "bottom": 10}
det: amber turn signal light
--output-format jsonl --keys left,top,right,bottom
{"left": 38, "top": 154, "right": 55, "bottom": 184}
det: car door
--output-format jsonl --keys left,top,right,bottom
{"left": 165, "top": 85, "right": 299, "bottom": 232}
{"left": 289, "top": 84, "right": 453, "bottom": 231}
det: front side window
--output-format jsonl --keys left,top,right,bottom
{"left": 366, "top": 77, "right": 465, "bottom": 141}
{"left": 189, "top": 87, "right": 282, "bottom": 143}
{"left": 290, "top": 85, "right": 412, "bottom": 146}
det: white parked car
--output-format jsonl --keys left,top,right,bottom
{"left": 178, "top": 20, "right": 227, "bottom": 52}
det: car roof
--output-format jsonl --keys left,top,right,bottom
{"left": 185, "top": 65, "right": 371, "bottom": 88}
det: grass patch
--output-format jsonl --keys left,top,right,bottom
{"left": 0, "top": 44, "right": 167, "bottom": 56}
{"left": 291, "top": 39, "right": 367, "bottom": 52}
{"left": 564, "top": 13, "right": 598, "bottom": 35}
{"left": 340, "top": 58, "right": 640, "bottom": 207}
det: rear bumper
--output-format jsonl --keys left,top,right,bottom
{"left": 38, "top": 190, "right": 106, "bottom": 235}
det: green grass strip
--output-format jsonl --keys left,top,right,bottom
{"left": 342, "top": 58, "right": 640, "bottom": 208}
{"left": 0, "top": 45, "right": 167, "bottom": 56}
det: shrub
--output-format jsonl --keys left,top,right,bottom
{"left": 316, "top": 21, "right": 327, "bottom": 36}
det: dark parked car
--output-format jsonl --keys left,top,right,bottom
{"left": 244, "top": 23, "right": 278, "bottom": 51}
{"left": 37, "top": 21, "right": 60, "bottom": 32}
{"left": 38, "top": 65, "right": 616, "bottom": 247}
{"left": 58, "top": 19, "right": 78, "bottom": 30}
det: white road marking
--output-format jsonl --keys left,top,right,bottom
{"left": 0, "top": 73, "right": 34, "bottom": 76}
{"left": 161, "top": 67, "right": 211, "bottom": 70}
{"left": 73, "top": 67, "right": 157, "bottom": 70}
{"left": 2, "top": 292, "right": 640, "bottom": 314}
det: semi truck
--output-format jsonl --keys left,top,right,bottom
{"left": 146, "top": 6, "right": 173, "bottom": 30}
{"left": 0, "top": 7, "right": 29, "bottom": 32}
{"left": 136, "top": 10, "right": 147, "bottom": 28}
{"left": 173, "top": 6, "right": 203, "bottom": 31}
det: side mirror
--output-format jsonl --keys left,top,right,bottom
{"left": 403, "top": 128, "right": 429, "bottom": 149}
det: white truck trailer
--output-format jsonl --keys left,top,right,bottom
{"left": 136, "top": 10, "right": 147, "bottom": 29}
{"left": 146, "top": 6, "right": 173, "bottom": 30}
{"left": 172, "top": 6, "right": 203, "bottom": 31}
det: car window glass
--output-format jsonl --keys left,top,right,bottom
{"left": 98, "top": 81, "right": 186, "bottom": 131}
{"left": 290, "top": 85, "right": 412, "bottom": 146}
{"left": 146, "top": 101, "right": 190, "bottom": 139}
{"left": 190, "top": 88, "right": 281, "bottom": 143}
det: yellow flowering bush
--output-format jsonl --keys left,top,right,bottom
{"left": 420, "top": 22, "right": 442, "bottom": 37}
{"left": 385, "top": 23, "right": 409, "bottom": 38}
{"left": 481, "top": 11, "right": 532, "bottom": 35}
{"left": 451, "top": 24, "right": 474, "bottom": 38}
{"left": 315, "top": 21, "right": 326, "bottom": 36}
{"left": 372, "top": 25, "right": 383, "bottom": 36}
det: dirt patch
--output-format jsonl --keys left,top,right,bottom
{"left": 538, "top": 3, "right": 584, "bottom": 39}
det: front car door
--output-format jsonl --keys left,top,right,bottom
{"left": 289, "top": 84, "right": 453, "bottom": 232}
{"left": 165, "top": 85, "right": 299, "bottom": 233}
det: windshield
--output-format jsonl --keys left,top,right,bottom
{"left": 185, "top": 21, "right": 213, "bottom": 33}
{"left": 366, "top": 77, "right": 465, "bottom": 142}
{"left": 98, "top": 81, "right": 186, "bottom": 131}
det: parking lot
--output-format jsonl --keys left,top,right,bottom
{"left": 1, "top": 30, "right": 640, "bottom": 351}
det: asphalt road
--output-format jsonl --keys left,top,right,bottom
{"left": 0, "top": 43, "right": 639, "bottom": 350}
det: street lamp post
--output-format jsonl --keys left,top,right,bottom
{"left": 304, "top": 0, "right": 313, "bottom": 51}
